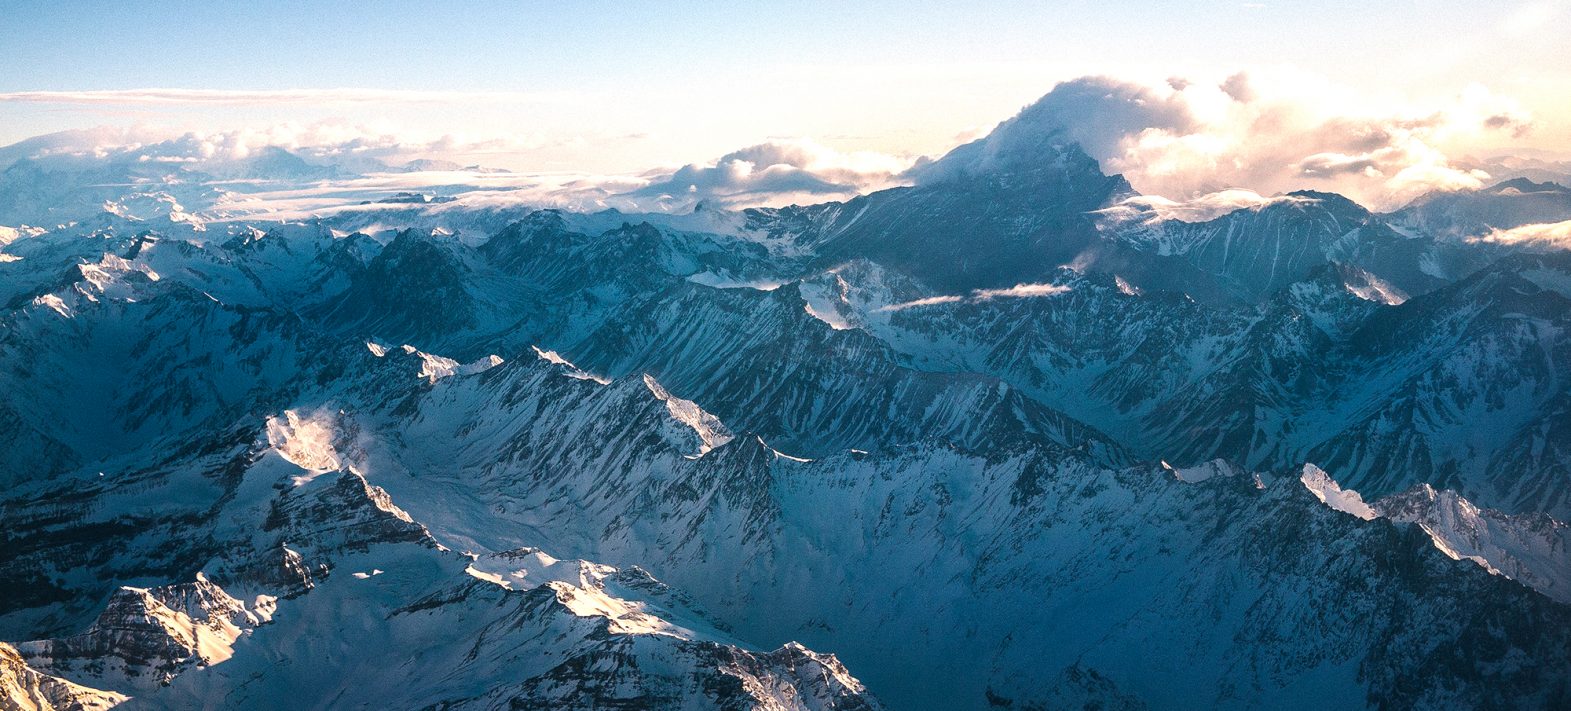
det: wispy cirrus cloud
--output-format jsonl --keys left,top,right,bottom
{"left": 0, "top": 88, "right": 562, "bottom": 105}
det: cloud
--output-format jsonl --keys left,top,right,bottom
{"left": 952, "top": 73, "right": 1541, "bottom": 209}
{"left": 912, "top": 76, "right": 1195, "bottom": 183}
{"left": 875, "top": 295, "right": 966, "bottom": 312}
{"left": 1219, "top": 72, "right": 1254, "bottom": 103}
{"left": 1472, "top": 219, "right": 1571, "bottom": 249}
{"left": 0, "top": 125, "right": 910, "bottom": 217}
{"left": 878, "top": 282, "right": 1070, "bottom": 311}
{"left": 1095, "top": 189, "right": 1318, "bottom": 225}
{"left": 1298, "top": 152, "right": 1381, "bottom": 177}
{"left": 0, "top": 88, "right": 556, "bottom": 105}
{"left": 618, "top": 139, "right": 909, "bottom": 209}
{"left": 0, "top": 122, "right": 557, "bottom": 173}
{"left": 4, "top": 73, "right": 1549, "bottom": 218}
{"left": 974, "top": 283, "right": 1072, "bottom": 299}
{"left": 198, "top": 170, "right": 650, "bottom": 222}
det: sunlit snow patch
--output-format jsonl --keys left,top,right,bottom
{"left": 15, "top": 573, "right": 275, "bottom": 688}
{"left": 464, "top": 548, "right": 692, "bottom": 637}
{"left": 1374, "top": 484, "right": 1571, "bottom": 603}
{"left": 1162, "top": 458, "right": 1244, "bottom": 483}
{"left": 401, "top": 345, "right": 503, "bottom": 382}
{"left": 405, "top": 345, "right": 458, "bottom": 381}
{"left": 531, "top": 345, "right": 610, "bottom": 383}
{"left": 756, "top": 435, "right": 813, "bottom": 462}
{"left": 798, "top": 278, "right": 856, "bottom": 330}
{"left": 803, "top": 302, "right": 854, "bottom": 329}
{"left": 644, "top": 374, "right": 734, "bottom": 457}
{"left": 265, "top": 410, "right": 341, "bottom": 484}
{"left": 458, "top": 354, "right": 505, "bottom": 376}
{"left": 0, "top": 225, "right": 42, "bottom": 247}
{"left": 1299, "top": 464, "right": 1378, "bottom": 520}
{"left": 33, "top": 293, "right": 74, "bottom": 318}
{"left": 78, "top": 254, "right": 160, "bottom": 297}
{"left": 1342, "top": 269, "right": 1408, "bottom": 305}
{"left": 686, "top": 271, "right": 783, "bottom": 291}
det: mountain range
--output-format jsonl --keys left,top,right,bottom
{"left": 3, "top": 94, "right": 1570, "bottom": 710}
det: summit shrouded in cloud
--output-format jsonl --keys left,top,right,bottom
{"left": 913, "top": 73, "right": 1544, "bottom": 210}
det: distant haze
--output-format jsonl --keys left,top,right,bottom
{"left": 2, "top": 1, "right": 1568, "bottom": 210}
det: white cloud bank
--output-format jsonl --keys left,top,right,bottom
{"left": 0, "top": 88, "right": 555, "bottom": 105}
{"left": 0, "top": 124, "right": 908, "bottom": 214}
{"left": 0, "top": 73, "right": 1554, "bottom": 215}
{"left": 620, "top": 139, "right": 910, "bottom": 209}
{"left": 1473, "top": 219, "right": 1571, "bottom": 249}
{"left": 1093, "top": 189, "right": 1321, "bottom": 225}
{"left": 0, "top": 122, "right": 555, "bottom": 173}
{"left": 958, "top": 73, "right": 1538, "bottom": 210}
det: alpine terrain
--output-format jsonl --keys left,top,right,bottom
{"left": 2, "top": 88, "right": 1570, "bottom": 710}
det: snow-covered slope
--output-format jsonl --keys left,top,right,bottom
{"left": 0, "top": 395, "right": 882, "bottom": 710}
{"left": 1374, "top": 483, "right": 1571, "bottom": 604}
{"left": 1388, "top": 178, "right": 1571, "bottom": 241}
{"left": 1, "top": 642, "right": 125, "bottom": 711}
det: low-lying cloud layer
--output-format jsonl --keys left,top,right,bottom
{"left": 0, "top": 125, "right": 908, "bottom": 215}
{"left": 0, "top": 88, "right": 552, "bottom": 105}
{"left": 0, "top": 123, "right": 547, "bottom": 174}
{"left": 0, "top": 72, "right": 1556, "bottom": 216}
{"left": 620, "top": 140, "right": 908, "bottom": 209}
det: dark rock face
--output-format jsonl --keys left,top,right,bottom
{"left": 14, "top": 577, "right": 263, "bottom": 692}
{"left": 808, "top": 143, "right": 1134, "bottom": 293}
{"left": 316, "top": 229, "right": 480, "bottom": 344}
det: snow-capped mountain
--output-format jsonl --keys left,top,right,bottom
{"left": 1388, "top": 179, "right": 1571, "bottom": 242}
{"left": 3, "top": 94, "right": 1570, "bottom": 710}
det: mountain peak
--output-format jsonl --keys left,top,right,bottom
{"left": 903, "top": 77, "right": 1199, "bottom": 203}
{"left": 909, "top": 131, "right": 1134, "bottom": 203}
{"left": 1486, "top": 177, "right": 1570, "bottom": 195}
{"left": 1281, "top": 189, "right": 1369, "bottom": 216}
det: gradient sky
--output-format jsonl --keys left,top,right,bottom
{"left": 2, "top": 0, "right": 1567, "bottom": 177}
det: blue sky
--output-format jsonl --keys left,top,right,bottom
{"left": 3, "top": 1, "right": 1558, "bottom": 89}
{"left": 1, "top": 1, "right": 1566, "bottom": 200}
